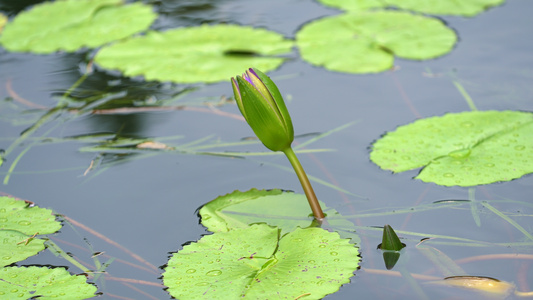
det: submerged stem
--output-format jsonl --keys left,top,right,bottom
{"left": 282, "top": 147, "right": 325, "bottom": 221}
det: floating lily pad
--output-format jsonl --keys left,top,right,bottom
{"left": 0, "top": 230, "right": 45, "bottom": 267}
{"left": 370, "top": 111, "right": 533, "bottom": 186}
{"left": 163, "top": 224, "right": 359, "bottom": 299}
{"left": 0, "top": 266, "right": 96, "bottom": 299}
{"left": 296, "top": 10, "right": 456, "bottom": 73}
{"left": 199, "top": 189, "right": 361, "bottom": 244}
{"left": 0, "top": 196, "right": 61, "bottom": 267}
{"left": 0, "top": 0, "right": 156, "bottom": 53}
{"left": 317, "top": 0, "right": 505, "bottom": 16}
{"left": 94, "top": 25, "right": 294, "bottom": 83}
{"left": 386, "top": 0, "right": 506, "bottom": 17}
{"left": 0, "top": 196, "right": 62, "bottom": 235}
{"left": 316, "top": 0, "right": 385, "bottom": 11}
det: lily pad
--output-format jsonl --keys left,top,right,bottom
{"left": 316, "top": 0, "right": 386, "bottom": 12}
{"left": 296, "top": 10, "right": 457, "bottom": 74}
{"left": 0, "top": 196, "right": 62, "bottom": 235}
{"left": 0, "top": 0, "right": 156, "bottom": 53}
{"left": 0, "top": 230, "right": 45, "bottom": 267}
{"left": 386, "top": 0, "right": 506, "bottom": 17}
{"left": 94, "top": 24, "right": 294, "bottom": 83}
{"left": 163, "top": 224, "right": 359, "bottom": 299}
{"left": 370, "top": 111, "right": 533, "bottom": 186}
{"left": 199, "top": 189, "right": 361, "bottom": 244}
{"left": 317, "top": 0, "right": 505, "bottom": 17}
{"left": 0, "top": 266, "right": 96, "bottom": 299}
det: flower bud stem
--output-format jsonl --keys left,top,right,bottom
{"left": 282, "top": 147, "right": 325, "bottom": 221}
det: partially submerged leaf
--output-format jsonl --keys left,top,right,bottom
{"left": 0, "top": 266, "right": 96, "bottom": 299}
{"left": 379, "top": 224, "right": 405, "bottom": 251}
{"left": 163, "top": 224, "right": 360, "bottom": 299}
{"left": 370, "top": 111, "right": 533, "bottom": 186}
{"left": 95, "top": 25, "right": 294, "bottom": 83}
{"left": 0, "top": 0, "right": 156, "bottom": 53}
{"left": 378, "top": 225, "right": 405, "bottom": 270}
{"left": 296, "top": 11, "right": 456, "bottom": 74}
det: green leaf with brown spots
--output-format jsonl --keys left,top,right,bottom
{"left": 370, "top": 111, "right": 533, "bottom": 186}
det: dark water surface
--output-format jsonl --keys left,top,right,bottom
{"left": 1, "top": 0, "right": 532, "bottom": 299}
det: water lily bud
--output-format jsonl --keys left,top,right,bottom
{"left": 231, "top": 68, "right": 294, "bottom": 152}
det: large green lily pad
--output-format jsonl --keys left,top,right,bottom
{"left": 0, "top": 0, "right": 156, "bottom": 53}
{"left": 199, "top": 189, "right": 361, "bottom": 244}
{"left": 163, "top": 224, "right": 359, "bottom": 299}
{"left": 296, "top": 10, "right": 456, "bottom": 74}
{"left": 370, "top": 111, "right": 533, "bottom": 186}
{"left": 94, "top": 25, "right": 294, "bottom": 83}
{"left": 0, "top": 266, "right": 96, "bottom": 299}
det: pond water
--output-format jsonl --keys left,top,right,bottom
{"left": 1, "top": 0, "right": 532, "bottom": 299}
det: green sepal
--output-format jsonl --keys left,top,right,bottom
{"left": 252, "top": 68, "right": 294, "bottom": 141}
{"left": 236, "top": 76, "right": 292, "bottom": 151}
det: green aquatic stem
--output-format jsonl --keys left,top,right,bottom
{"left": 282, "top": 146, "right": 325, "bottom": 220}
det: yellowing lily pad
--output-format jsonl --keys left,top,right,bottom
{"left": 370, "top": 111, "right": 533, "bottom": 186}
{"left": 296, "top": 11, "right": 456, "bottom": 74}
{"left": 94, "top": 25, "right": 294, "bottom": 83}
{"left": 163, "top": 224, "right": 359, "bottom": 299}
{"left": 317, "top": 0, "right": 505, "bottom": 17}
{"left": 0, "top": 0, "right": 156, "bottom": 53}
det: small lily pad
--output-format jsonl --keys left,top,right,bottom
{"left": 296, "top": 10, "right": 456, "bottom": 74}
{"left": 370, "top": 111, "right": 533, "bottom": 186}
{"left": 0, "top": 0, "right": 156, "bottom": 53}
{"left": 163, "top": 224, "right": 359, "bottom": 299}
{"left": 94, "top": 24, "right": 294, "bottom": 83}
{"left": 199, "top": 189, "right": 360, "bottom": 244}
{"left": 0, "top": 266, "right": 97, "bottom": 299}
{"left": 317, "top": 0, "right": 505, "bottom": 17}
